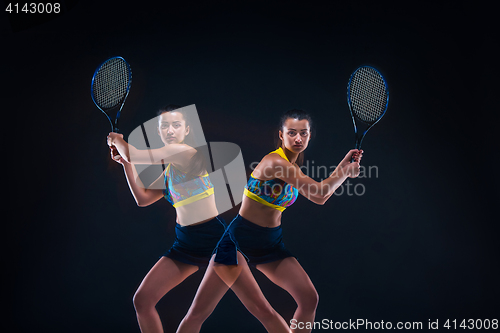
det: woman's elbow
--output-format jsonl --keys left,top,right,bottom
{"left": 315, "top": 197, "right": 327, "bottom": 205}
{"left": 135, "top": 198, "right": 152, "bottom": 207}
{"left": 136, "top": 195, "right": 161, "bottom": 207}
{"left": 315, "top": 191, "right": 332, "bottom": 205}
{"left": 306, "top": 193, "right": 327, "bottom": 205}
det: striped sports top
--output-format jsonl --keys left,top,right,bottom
{"left": 163, "top": 163, "right": 214, "bottom": 208}
{"left": 243, "top": 147, "right": 299, "bottom": 212}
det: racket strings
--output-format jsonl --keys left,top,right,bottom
{"left": 350, "top": 67, "right": 388, "bottom": 124}
{"left": 92, "top": 58, "right": 130, "bottom": 110}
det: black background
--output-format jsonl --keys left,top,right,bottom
{"left": 5, "top": 0, "right": 498, "bottom": 332}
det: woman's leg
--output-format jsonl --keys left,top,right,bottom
{"left": 176, "top": 256, "right": 230, "bottom": 333}
{"left": 256, "top": 258, "right": 319, "bottom": 333}
{"left": 177, "top": 252, "right": 290, "bottom": 333}
{"left": 133, "top": 256, "right": 199, "bottom": 333}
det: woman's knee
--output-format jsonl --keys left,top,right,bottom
{"left": 297, "top": 287, "right": 319, "bottom": 311}
{"left": 133, "top": 288, "right": 157, "bottom": 313}
{"left": 182, "top": 305, "right": 213, "bottom": 325}
{"left": 246, "top": 301, "right": 277, "bottom": 322}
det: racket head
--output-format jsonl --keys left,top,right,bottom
{"left": 347, "top": 65, "right": 389, "bottom": 127}
{"left": 91, "top": 56, "right": 132, "bottom": 131}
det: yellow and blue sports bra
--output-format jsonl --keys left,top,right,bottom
{"left": 163, "top": 163, "right": 214, "bottom": 208}
{"left": 244, "top": 147, "right": 299, "bottom": 212}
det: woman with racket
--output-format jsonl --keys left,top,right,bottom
{"left": 108, "top": 104, "right": 299, "bottom": 333}
{"left": 176, "top": 109, "right": 363, "bottom": 333}
{"left": 106, "top": 105, "right": 229, "bottom": 332}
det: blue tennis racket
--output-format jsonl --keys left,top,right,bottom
{"left": 347, "top": 65, "right": 389, "bottom": 162}
{"left": 91, "top": 56, "right": 132, "bottom": 159}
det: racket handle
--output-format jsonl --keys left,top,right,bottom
{"left": 112, "top": 127, "right": 121, "bottom": 160}
{"left": 350, "top": 146, "right": 360, "bottom": 163}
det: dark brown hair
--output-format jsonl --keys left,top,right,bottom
{"left": 275, "top": 109, "right": 313, "bottom": 166}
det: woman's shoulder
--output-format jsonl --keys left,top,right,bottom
{"left": 259, "top": 152, "right": 286, "bottom": 166}
{"left": 251, "top": 152, "right": 295, "bottom": 179}
{"left": 263, "top": 151, "right": 293, "bottom": 166}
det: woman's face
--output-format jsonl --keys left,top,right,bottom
{"left": 279, "top": 117, "right": 311, "bottom": 154}
{"left": 157, "top": 111, "right": 190, "bottom": 145}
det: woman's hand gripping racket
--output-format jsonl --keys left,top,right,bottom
{"left": 347, "top": 65, "right": 389, "bottom": 162}
{"left": 91, "top": 56, "right": 132, "bottom": 160}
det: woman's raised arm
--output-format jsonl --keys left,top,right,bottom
{"left": 253, "top": 149, "right": 363, "bottom": 205}
{"left": 107, "top": 132, "right": 195, "bottom": 165}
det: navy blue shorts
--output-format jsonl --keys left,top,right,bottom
{"left": 163, "top": 216, "right": 226, "bottom": 267}
{"left": 213, "top": 214, "right": 295, "bottom": 266}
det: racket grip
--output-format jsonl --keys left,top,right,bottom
{"left": 113, "top": 154, "right": 122, "bottom": 160}
{"left": 350, "top": 147, "right": 360, "bottom": 163}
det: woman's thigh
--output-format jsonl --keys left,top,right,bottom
{"left": 134, "top": 257, "right": 199, "bottom": 307}
{"left": 256, "top": 257, "right": 318, "bottom": 306}
{"left": 186, "top": 252, "right": 276, "bottom": 318}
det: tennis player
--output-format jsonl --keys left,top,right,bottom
{"left": 107, "top": 105, "right": 227, "bottom": 332}
{"left": 176, "top": 109, "right": 362, "bottom": 333}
